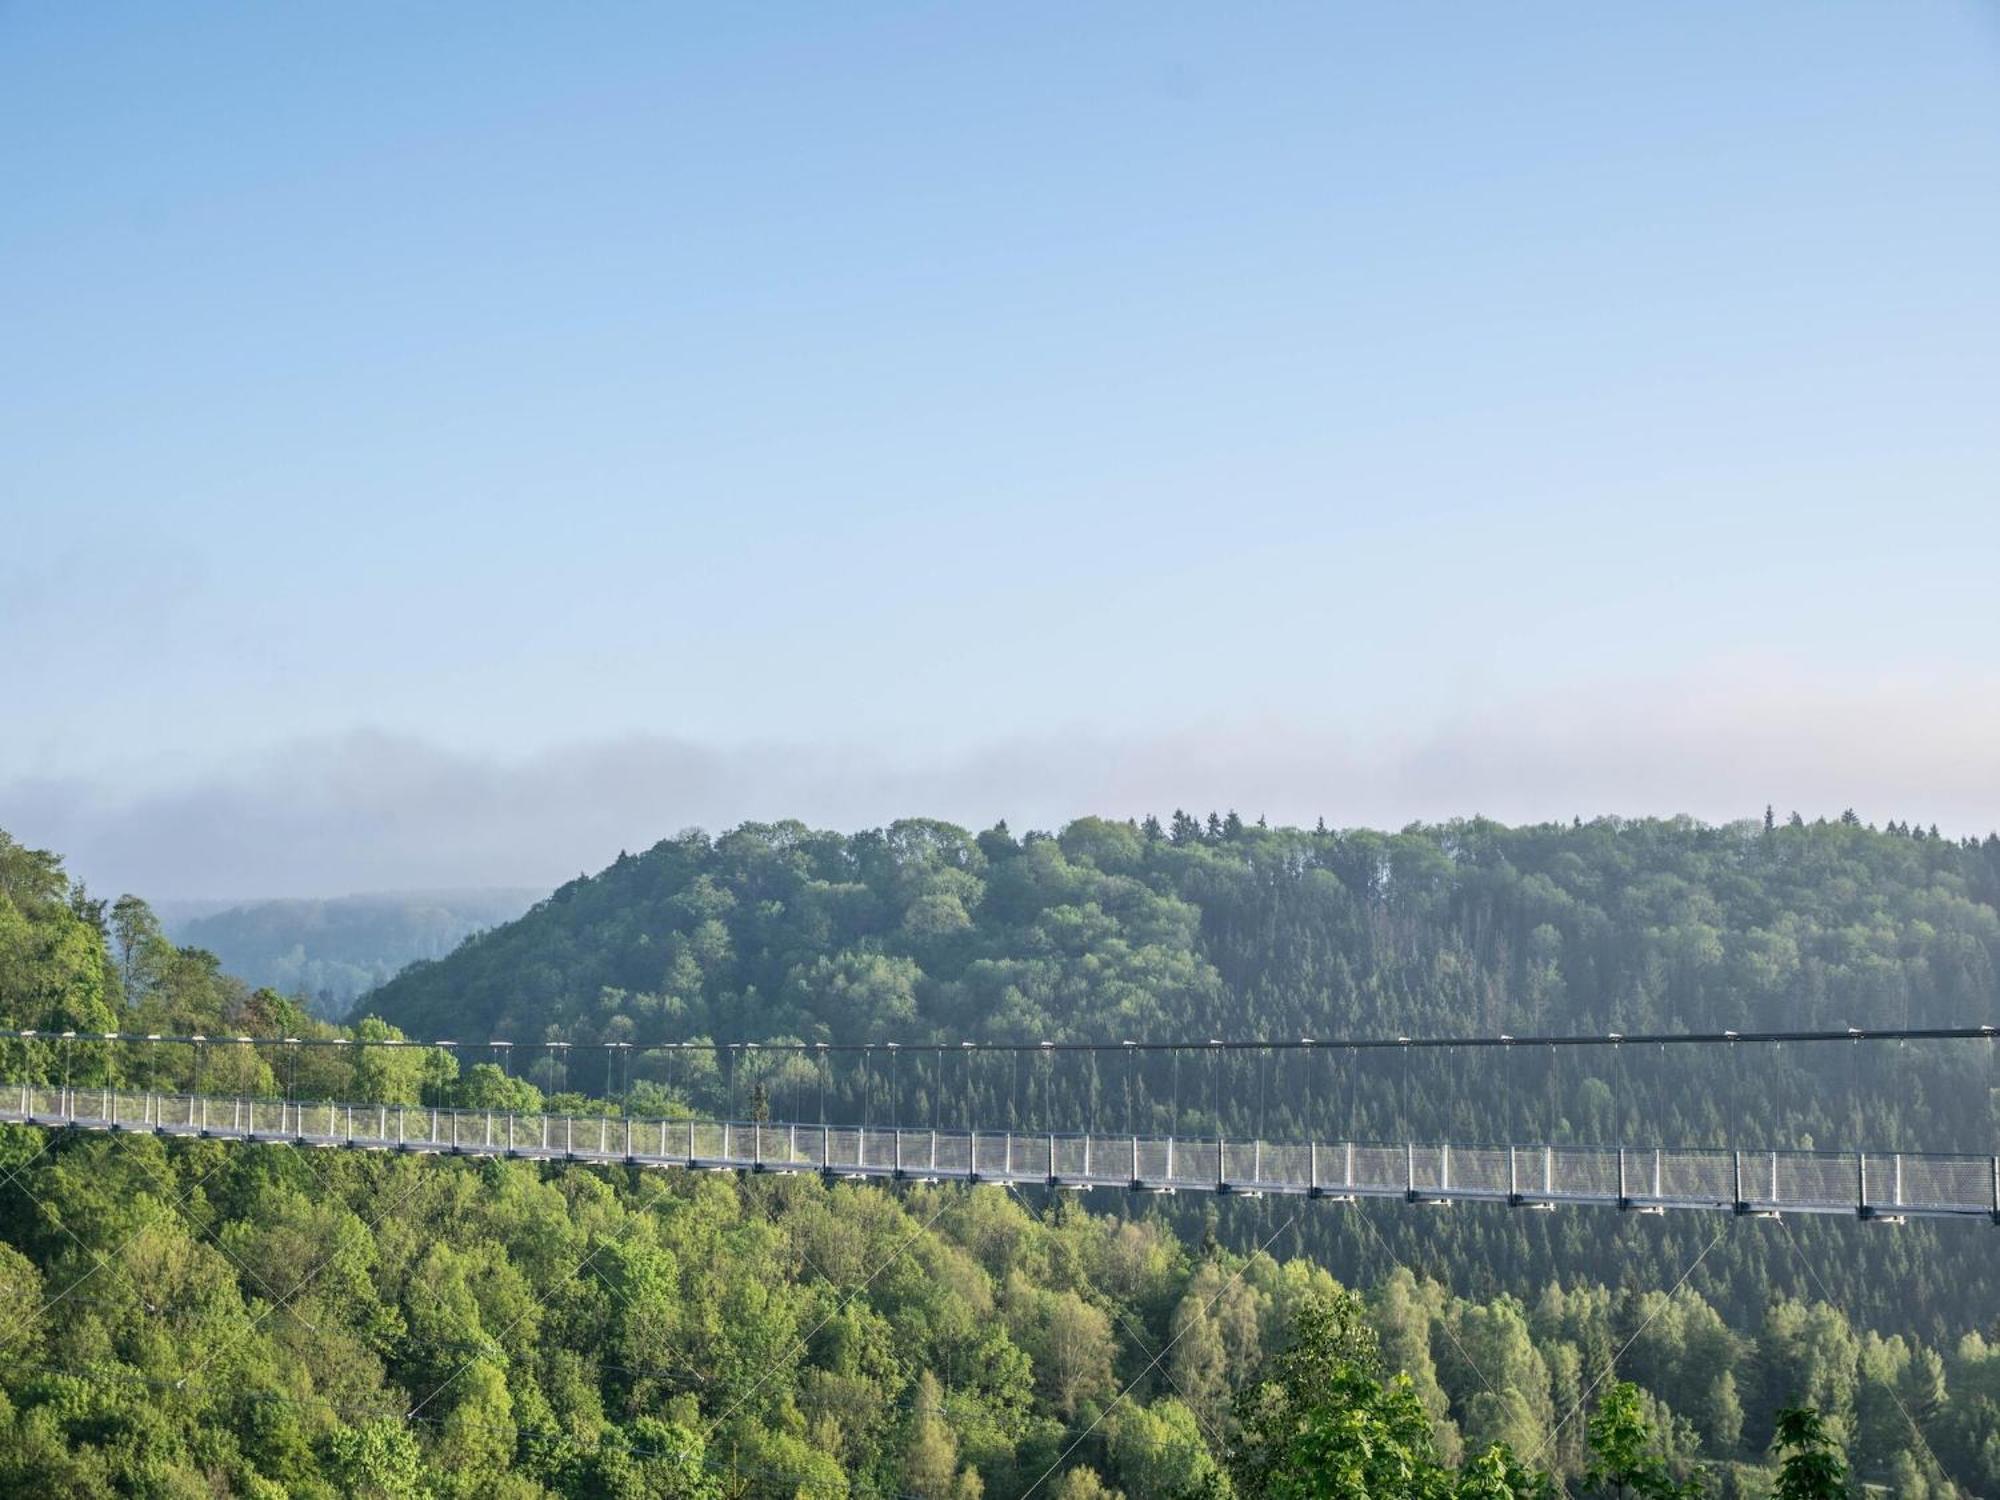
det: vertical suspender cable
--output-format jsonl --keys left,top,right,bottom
{"left": 1547, "top": 1040, "right": 1557, "bottom": 1145}
{"left": 1257, "top": 1045, "right": 1267, "bottom": 1143}
{"left": 1400, "top": 1037, "right": 1411, "bottom": 1142}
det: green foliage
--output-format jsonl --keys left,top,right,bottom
{"left": 1228, "top": 1291, "right": 1550, "bottom": 1500}
{"left": 1584, "top": 1383, "right": 1702, "bottom": 1500}
{"left": 2, "top": 820, "right": 1998, "bottom": 1492}
{"left": 1771, "top": 1406, "right": 1849, "bottom": 1500}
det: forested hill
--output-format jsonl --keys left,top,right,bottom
{"left": 364, "top": 814, "right": 2000, "bottom": 1346}
{"left": 368, "top": 812, "right": 2000, "bottom": 1055}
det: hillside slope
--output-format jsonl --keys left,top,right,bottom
{"left": 363, "top": 814, "right": 2000, "bottom": 1337}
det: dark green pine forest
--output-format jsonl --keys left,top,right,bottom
{"left": 3, "top": 814, "right": 1999, "bottom": 1497}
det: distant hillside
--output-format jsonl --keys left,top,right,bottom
{"left": 167, "top": 888, "right": 543, "bottom": 1015}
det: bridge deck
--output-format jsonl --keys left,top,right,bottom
{"left": 4, "top": 1085, "right": 1994, "bottom": 1222}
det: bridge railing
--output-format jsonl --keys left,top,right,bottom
{"left": 3, "top": 1083, "right": 1994, "bottom": 1222}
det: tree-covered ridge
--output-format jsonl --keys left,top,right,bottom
{"left": 370, "top": 811, "right": 2000, "bottom": 1054}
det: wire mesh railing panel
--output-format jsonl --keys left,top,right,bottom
{"left": 931, "top": 1130, "right": 971, "bottom": 1176}
{"left": 1050, "top": 1135, "right": 1087, "bottom": 1180}
{"left": 984, "top": 1136, "right": 1032, "bottom": 1184}
{"left": 623, "top": 1117, "right": 660, "bottom": 1159}
{"left": 683, "top": 1121, "right": 721, "bottom": 1160}
{"left": 1350, "top": 1145, "right": 1407, "bottom": 1195}
{"left": 514, "top": 1113, "right": 551, "bottom": 1153}
{"left": 1450, "top": 1147, "right": 1513, "bottom": 1196}
{"left": 818, "top": 1126, "right": 857, "bottom": 1171}
{"left": 1165, "top": 1140, "right": 1218, "bottom": 1190}
{"left": 1656, "top": 1150, "right": 1733, "bottom": 1203}
{"left": 1550, "top": 1147, "right": 1619, "bottom": 1199}
{"left": 1217, "top": 1140, "right": 1256, "bottom": 1185}
{"left": 1081, "top": 1135, "right": 1134, "bottom": 1184}
{"left": 1410, "top": 1146, "right": 1445, "bottom": 1192}
{"left": 1257, "top": 1141, "right": 1312, "bottom": 1189}
{"left": 888, "top": 1128, "right": 927, "bottom": 1174}
{"left": 1774, "top": 1153, "right": 1857, "bottom": 1209}
{"left": 855, "top": 1127, "right": 893, "bottom": 1172}
{"left": 1894, "top": 1154, "right": 1993, "bottom": 1213}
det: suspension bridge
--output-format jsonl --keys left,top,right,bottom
{"left": 2, "top": 1025, "right": 1995, "bottom": 1223}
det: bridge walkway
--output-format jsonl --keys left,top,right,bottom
{"left": 4, "top": 1084, "right": 1995, "bottom": 1223}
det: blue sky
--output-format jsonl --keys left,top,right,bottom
{"left": 4, "top": 4, "right": 1999, "bottom": 896}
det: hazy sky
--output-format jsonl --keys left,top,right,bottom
{"left": 5, "top": 5, "right": 1999, "bottom": 899}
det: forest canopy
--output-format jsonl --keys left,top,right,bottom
{"left": 3, "top": 817, "right": 1997, "bottom": 1496}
